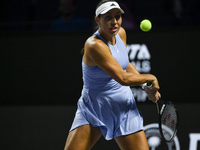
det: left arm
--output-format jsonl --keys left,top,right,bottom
{"left": 128, "top": 60, "right": 161, "bottom": 102}
{"left": 126, "top": 62, "right": 140, "bottom": 75}
{"left": 118, "top": 27, "right": 140, "bottom": 75}
{"left": 118, "top": 27, "right": 161, "bottom": 102}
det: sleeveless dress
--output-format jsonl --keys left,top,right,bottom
{"left": 69, "top": 30, "right": 143, "bottom": 140}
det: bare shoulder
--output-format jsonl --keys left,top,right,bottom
{"left": 84, "top": 35, "right": 110, "bottom": 55}
{"left": 83, "top": 35, "right": 110, "bottom": 66}
{"left": 118, "top": 26, "right": 126, "bottom": 35}
{"left": 118, "top": 27, "right": 127, "bottom": 45}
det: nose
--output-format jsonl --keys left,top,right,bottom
{"left": 112, "top": 18, "right": 117, "bottom": 24}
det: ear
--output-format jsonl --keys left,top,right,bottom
{"left": 94, "top": 16, "right": 99, "bottom": 25}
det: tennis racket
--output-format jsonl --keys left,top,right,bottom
{"left": 156, "top": 99, "right": 179, "bottom": 142}
{"left": 146, "top": 83, "right": 179, "bottom": 142}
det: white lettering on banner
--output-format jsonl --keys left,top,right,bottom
{"left": 127, "top": 44, "right": 151, "bottom": 102}
{"left": 127, "top": 44, "right": 140, "bottom": 60}
{"left": 144, "top": 123, "right": 180, "bottom": 150}
{"left": 131, "top": 61, "right": 151, "bottom": 73}
{"left": 127, "top": 44, "right": 151, "bottom": 61}
{"left": 131, "top": 88, "right": 147, "bottom": 102}
{"left": 189, "top": 133, "right": 200, "bottom": 150}
{"left": 137, "top": 44, "right": 151, "bottom": 60}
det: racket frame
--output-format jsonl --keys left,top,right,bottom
{"left": 156, "top": 99, "right": 179, "bottom": 142}
{"left": 145, "top": 82, "right": 179, "bottom": 142}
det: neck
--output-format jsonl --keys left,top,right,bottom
{"left": 99, "top": 29, "right": 116, "bottom": 45}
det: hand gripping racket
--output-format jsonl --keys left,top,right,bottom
{"left": 146, "top": 83, "right": 179, "bottom": 142}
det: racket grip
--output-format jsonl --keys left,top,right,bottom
{"left": 141, "top": 82, "right": 152, "bottom": 90}
{"left": 146, "top": 82, "right": 152, "bottom": 88}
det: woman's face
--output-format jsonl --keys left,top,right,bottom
{"left": 96, "top": 8, "right": 122, "bottom": 36}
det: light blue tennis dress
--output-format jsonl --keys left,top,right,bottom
{"left": 70, "top": 30, "right": 143, "bottom": 140}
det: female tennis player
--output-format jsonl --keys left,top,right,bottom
{"left": 64, "top": 0, "right": 161, "bottom": 150}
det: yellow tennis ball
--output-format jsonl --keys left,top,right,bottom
{"left": 140, "top": 19, "right": 152, "bottom": 32}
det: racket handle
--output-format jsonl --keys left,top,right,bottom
{"left": 146, "top": 82, "right": 152, "bottom": 88}
{"left": 146, "top": 82, "right": 160, "bottom": 103}
{"left": 141, "top": 82, "right": 152, "bottom": 90}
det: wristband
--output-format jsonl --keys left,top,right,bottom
{"left": 141, "top": 83, "right": 147, "bottom": 91}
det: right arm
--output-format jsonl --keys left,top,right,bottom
{"left": 83, "top": 37, "right": 159, "bottom": 89}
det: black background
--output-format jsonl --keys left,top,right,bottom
{"left": 1, "top": 27, "right": 200, "bottom": 105}
{"left": 1, "top": 27, "right": 200, "bottom": 150}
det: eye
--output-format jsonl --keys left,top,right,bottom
{"left": 106, "top": 15, "right": 112, "bottom": 20}
{"left": 115, "top": 15, "right": 121, "bottom": 20}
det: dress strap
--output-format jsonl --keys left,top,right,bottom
{"left": 93, "top": 30, "right": 108, "bottom": 45}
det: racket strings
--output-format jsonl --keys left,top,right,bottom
{"left": 161, "top": 104, "right": 178, "bottom": 140}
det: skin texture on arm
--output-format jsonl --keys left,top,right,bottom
{"left": 83, "top": 29, "right": 158, "bottom": 87}
{"left": 118, "top": 27, "right": 161, "bottom": 102}
{"left": 118, "top": 27, "right": 140, "bottom": 75}
{"left": 126, "top": 62, "right": 140, "bottom": 74}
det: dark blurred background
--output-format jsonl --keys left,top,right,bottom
{"left": 0, "top": 0, "right": 200, "bottom": 105}
{"left": 0, "top": 0, "right": 200, "bottom": 33}
{"left": 0, "top": 0, "right": 200, "bottom": 150}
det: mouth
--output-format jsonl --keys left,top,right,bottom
{"left": 110, "top": 27, "right": 118, "bottom": 32}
